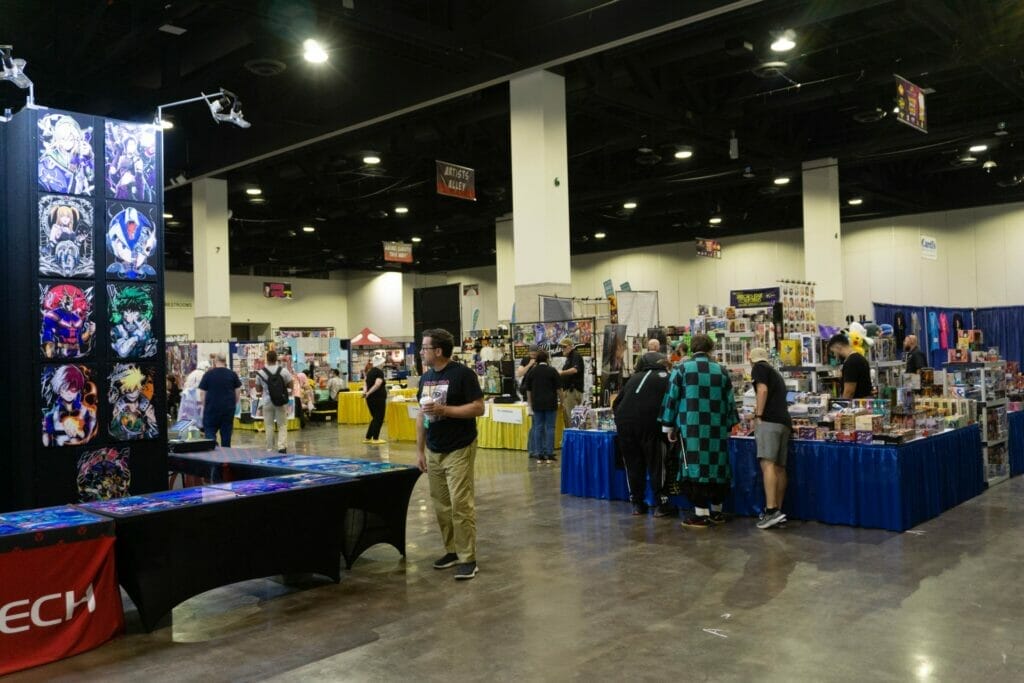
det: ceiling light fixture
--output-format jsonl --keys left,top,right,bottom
{"left": 302, "top": 225, "right": 315, "bottom": 233}
{"left": 674, "top": 146, "right": 694, "bottom": 160}
{"left": 411, "top": 236, "right": 422, "bottom": 243}
{"left": 395, "top": 206, "right": 409, "bottom": 214}
{"left": 623, "top": 201, "right": 637, "bottom": 210}
{"left": 246, "top": 187, "right": 262, "bottom": 196}
{"left": 983, "top": 160, "right": 998, "bottom": 171}
{"left": 742, "top": 166, "right": 755, "bottom": 179}
{"left": 303, "top": 39, "right": 328, "bottom": 64}
{"left": 158, "top": 119, "right": 174, "bottom": 130}
{"left": 0, "top": 44, "right": 35, "bottom": 104}
{"left": 773, "top": 175, "right": 791, "bottom": 185}
{"left": 847, "top": 197, "right": 864, "bottom": 206}
{"left": 709, "top": 216, "right": 723, "bottom": 225}
{"left": 156, "top": 88, "right": 251, "bottom": 130}
{"left": 363, "top": 155, "right": 381, "bottom": 165}
{"left": 594, "top": 232, "right": 606, "bottom": 239}
{"left": 770, "top": 30, "right": 796, "bottom": 52}
{"left": 162, "top": 212, "right": 173, "bottom": 219}
{"left": 969, "top": 144, "right": 988, "bottom": 153}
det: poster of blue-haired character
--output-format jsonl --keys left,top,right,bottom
{"left": 37, "top": 113, "right": 95, "bottom": 196}
{"left": 38, "top": 195, "right": 94, "bottom": 278}
{"left": 105, "top": 203, "right": 158, "bottom": 280}
{"left": 107, "top": 363, "right": 159, "bottom": 440}
{"left": 105, "top": 121, "right": 157, "bottom": 202}
{"left": 108, "top": 283, "right": 157, "bottom": 359}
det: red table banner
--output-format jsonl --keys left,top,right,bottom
{"left": 0, "top": 537, "right": 123, "bottom": 675}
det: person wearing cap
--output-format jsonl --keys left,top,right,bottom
{"left": 362, "top": 355, "right": 389, "bottom": 444}
{"left": 749, "top": 347, "right": 791, "bottom": 530}
{"left": 558, "top": 337, "right": 585, "bottom": 423}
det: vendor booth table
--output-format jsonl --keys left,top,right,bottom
{"left": 338, "top": 388, "right": 418, "bottom": 424}
{"left": 560, "top": 426, "right": 984, "bottom": 532}
{"left": 0, "top": 507, "right": 124, "bottom": 675}
{"left": 385, "top": 400, "right": 565, "bottom": 450}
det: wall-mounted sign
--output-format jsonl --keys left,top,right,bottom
{"left": 436, "top": 160, "right": 476, "bottom": 201}
{"left": 383, "top": 241, "right": 413, "bottom": 263}
{"left": 263, "top": 282, "right": 292, "bottom": 299}
{"left": 730, "top": 287, "right": 780, "bottom": 308}
{"left": 895, "top": 74, "right": 927, "bottom": 133}
{"left": 696, "top": 237, "right": 722, "bottom": 259}
{"left": 920, "top": 235, "right": 938, "bottom": 260}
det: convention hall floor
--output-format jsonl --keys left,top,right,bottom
{"left": 11, "top": 420, "right": 1024, "bottom": 682}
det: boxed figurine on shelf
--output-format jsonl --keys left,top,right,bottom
{"left": 592, "top": 407, "right": 616, "bottom": 431}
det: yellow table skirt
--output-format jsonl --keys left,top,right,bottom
{"left": 338, "top": 388, "right": 419, "bottom": 424}
{"left": 383, "top": 400, "right": 563, "bottom": 450}
{"left": 233, "top": 417, "right": 301, "bottom": 432}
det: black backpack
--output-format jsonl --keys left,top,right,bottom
{"left": 261, "top": 367, "right": 290, "bottom": 406}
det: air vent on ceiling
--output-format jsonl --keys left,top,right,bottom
{"left": 752, "top": 61, "right": 788, "bottom": 79}
{"left": 635, "top": 149, "right": 662, "bottom": 165}
{"left": 244, "top": 58, "right": 287, "bottom": 77}
{"left": 852, "top": 108, "right": 887, "bottom": 124}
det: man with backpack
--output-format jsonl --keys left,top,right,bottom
{"left": 259, "top": 349, "right": 293, "bottom": 453}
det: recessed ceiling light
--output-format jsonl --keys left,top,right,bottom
{"left": 770, "top": 31, "right": 796, "bottom": 53}
{"left": 674, "top": 146, "right": 694, "bottom": 160}
{"left": 623, "top": 201, "right": 637, "bottom": 210}
{"left": 594, "top": 232, "right": 606, "bottom": 239}
{"left": 395, "top": 206, "right": 409, "bottom": 214}
{"left": 969, "top": 144, "right": 988, "bottom": 153}
{"left": 847, "top": 197, "right": 864, "bottom": 206}
{"left": 249, "top": 197, "right": 266, "bottom": 204}
{"left": 246, "top": 187, "right": 262, "bottom": 196}
{"left": 363, "top": 155, "right": 381, "bottom": 165}
{"left": 773, "top": 176, "right": 791, "bottom": 185}
{"left": 709, "top": 216, "right": 723, "bottom": 225}
{"left": 411, "top": 236, "right": 422, "bottom": 243}
{"left": 302, "top": 225, "right": 315, "bottom": 233}
{"left": 158, "top": 119, "right": 174, "bottom": 130}
{"left": 303, "top": 39, "right": 328, "bottom": 64}
{"left": 162, "top": 212, "right": 173, "bottom": 219}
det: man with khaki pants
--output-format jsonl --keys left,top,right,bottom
{"left": 416, "top": 328, "right": 485, "bottom": 580}
{"left": 558, "top": 337, "right": 585, "bottom": 424}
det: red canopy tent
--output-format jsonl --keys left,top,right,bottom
{"left": 349, "top": 328, "right": 395, "bottom": 347}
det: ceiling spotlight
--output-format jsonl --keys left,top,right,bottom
{"left": 969, "top": 144, "right": 988, "bottom": 153}
{"left": 303, "top": 39, "right": 328, "bottom": 64}
{"left": 773, "top": 176, "right": 791, "bottom": 185}
{"left": 623, "top": 201, "right": 638, "bottom": 210}
{"left": 411, "top": 236, "right": 422, "bottom": 243}
{"left": 770, "top": 30, "right": 796, "bottom": 52}
{"left": 207, "top": 89, "right": 250, "bottom": 128}
{"left": 246, "top": 187, "right": 262, "bottom": 196}
{"left": 158, "top": 119, "right": 174, "bottom": 130}
{"left": 594, "top": 232, "right": 607, "bottom": 239}
{"left": 0, "top": 45, "right": 32, "bottom": 91}
{"left": 847, "top": 197, "right": 864, "bottom": 206}
{"left": 742, "top": 166, "right": 755, "bottom": 179}
{"left": 162, "top": 212, "right": 174, "bottom": 219}
{"left": 709, "top": 216, "right": 723, "bottom": 225}
{"left": 674, "top": 146, "right": 694, "bottom": 160}
{"left": 395, "top": 206, "right": 409, "bottom": 214}
{"left": 302, "top": 225, "right": 315, "bottom": 233}
{"left": 994, "top": 122, "right": 1009, "bottom": 137}
{"left": 983, "top": 160, "right": 998, "bottom": 171}
{"left": 363, "top": 155, "right": 381, "bottom": 165}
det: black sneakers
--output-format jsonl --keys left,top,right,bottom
{"left": 654, "top": 503, "right": 679, "bottom": 518}
{"left": 454, "top": 562, "right": 478, "bottom": 580}
{"left": 432, "top": 552, "right": 459, "bottom": 569}
{"left": 681, "top": 515, "right": 714, "bottom": 529}
{"left": 631, "top": 502, "right": 649, "bottom": 516}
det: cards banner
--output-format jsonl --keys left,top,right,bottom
{"left": 895, "top": 74, "right": 927, "bottom": 133}
{"left": 383, "top": 241, "right": 413, "bottom": 263}
{"left": 696, "top": 238, "right": 722, "bottom": 259}
{"left": 0, "top": 536, "right": 123, "bottom": 675}
{"left": 920, "top": 235, "right": 937, "bottom": 260}
{"left": 435, "top": 160, "right": 476, "bottom": 201}
{"left": 263, "top": 282, "right": 292, "bottom": 299}
{"left": 730, "top": 287, "right": 780, "bottom": 308}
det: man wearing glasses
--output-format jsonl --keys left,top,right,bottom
{"left": 416, "top": 328, "right": 485, "bottom": 580}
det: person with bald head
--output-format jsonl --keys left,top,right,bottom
{"left": 904, "top": 334, "right": 928, "bottom": 374}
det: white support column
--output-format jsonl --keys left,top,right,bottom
{"left": 192, "top": 178, "right": 231, "bottom": 340}
{"left": 510, "top": 70, "right": 571, "bottom": 322}
{"left": 495, "top": 214, "right": 515, "bottom": 324}
{"left": 802, "top": 158, "right": 845, "bottom": 327}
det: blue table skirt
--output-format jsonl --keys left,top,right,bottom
{"left": 1009, "top": 410, "right": 1024, "bottom": 476}
{"left": 560, "top": 426, "right": 984, "bottom": 532}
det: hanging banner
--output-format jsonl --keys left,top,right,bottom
{"left": 920, "top": 235, "right": 938, "bottom": 260}
{"left": 262, "top": 282, "right": 292, "bottom": 299}
{"left": 602, "top": 279, "right": 614, "bottom": 298}
{"left": 435, "top": 160, "right": 476, "bottom": 201}
{"left": 730, "top": 287, "right": 780, "bottom": 309}
{"left": 895, "top": 74, "right": 927, "bottom": 133}
{"left": 383, "top": 241, "right": 413, "bottom": 263}
{"left": 696, "top": 237, "right": 722, "bottom": 259}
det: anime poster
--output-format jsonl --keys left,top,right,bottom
{"left": 105, "top": 202, "right": 158, "bottom": 279}
{"left": 37, "top": 113, "right": 95, "bottom": 196}
{"left": 105, "top": 121, "right": 158, "bottom": 202}
{"left": 76, "top": 446, "right": 131, "bottom": 502}
{"left": 38, "top": 195, "right": 94, "bottom": 278}
{"left": 108, "top": 283, "right": 158, "bottom": 358}
{"left": 511, "top": 319, "right": 595, "bottom": 358}
{"left": 107, "top": 363, "right": 158, "bottom": 440}
{"left": 40, "top": 364, "right": 98, "bottom": 447}
{"left": 40, "top": 283, "right": 96, "bottom": 358}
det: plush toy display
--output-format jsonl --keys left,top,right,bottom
{"left": 846, "top": 321, "right": 875, "bottom": 356}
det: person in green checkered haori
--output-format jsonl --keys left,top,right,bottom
{"left": 659, "top": 333, "right": 739, "bottom": 529}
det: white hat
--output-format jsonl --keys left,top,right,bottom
{"left": 371, "top": 355, "right": 385, "bottom": 368}
{"left": 197, "top": 360, "right": 211, "bottom": 371}
{"left": 749, "top": 348, "right": 770, "bottom": 363}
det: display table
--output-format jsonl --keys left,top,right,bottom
{"left": 0, "top": 506, "right": 123, "bottom": 675}
{"left": 383, "top": 400, "right": 565, "bottom": 449}
{"left": 338, "top": 388, "right": 418, "bottom": 424}
{"left": 385, "top": 400, "right": 420, "bottom": 441}
{"left": 1009, "top": 410, "right": 1024, "bottom": 476}
{"left": 560, "top": 426, "right": 984, "bottom": 532}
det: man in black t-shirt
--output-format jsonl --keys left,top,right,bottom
{"left": 417, "top": 328, "right": 485, "bottom": 581}
{"left": 749, "top": 348, "right": 792, "bottom": 530}
{"left": 557, "top": 337, "right": 585, "bottom": 423}
{"left": 522, "top": 350, "right": 562, "bottom": 463}
{"left": 829, "top": 333, "right": 873, "bottom": 398}
{"left": 198, "top": 352, "right": 241, "bottom": 447}
{"left": 903, "top": 334, "right": 928, "bottom": 374}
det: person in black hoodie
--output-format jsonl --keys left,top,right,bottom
{"left": 613, "top": 351, "right": 675, "bottom": 517}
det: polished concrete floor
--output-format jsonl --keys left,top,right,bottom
{"left": 11, "top": 420, "right": 1024, "bottom": 682}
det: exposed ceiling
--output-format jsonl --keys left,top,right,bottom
{"left": 4, "top": 0, "right": 1024, "bottom": 277}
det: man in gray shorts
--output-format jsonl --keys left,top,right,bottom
{"left": 749, "top": 348, "right": 792, "bottom": 529}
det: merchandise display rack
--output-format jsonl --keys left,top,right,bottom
{"left": 943, "top": 361, "right": 1008, "bottom": 484}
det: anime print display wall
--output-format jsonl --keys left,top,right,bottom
{"left": 38, "top": 195, "right": 94, "bottom": 278}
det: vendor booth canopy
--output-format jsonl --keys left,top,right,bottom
{"left": 350, "top": 328, "right": 395, "bottom": 347}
